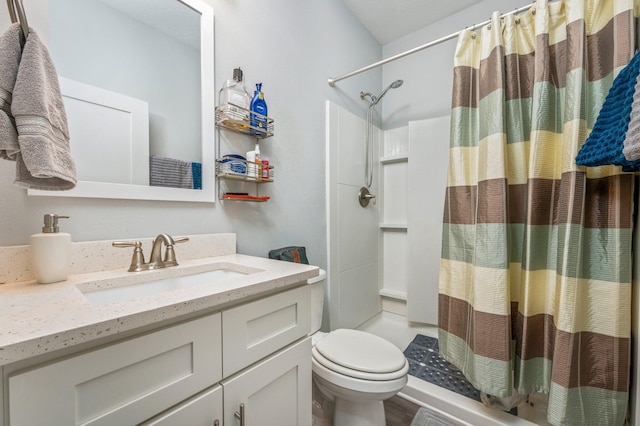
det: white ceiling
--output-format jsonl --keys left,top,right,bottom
{"left": 342, "top": 0, "right": 482, "bottom": 44}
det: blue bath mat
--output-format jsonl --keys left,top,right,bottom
{"left": 403, "top": 334, "right": 481, "bottom": 402}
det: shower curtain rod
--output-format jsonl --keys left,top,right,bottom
{"left": 327, "top": 2, "right": 534, "bottom": 87}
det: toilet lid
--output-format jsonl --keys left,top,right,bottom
{"left": 314, "top": 329, "right": 406, "bottom": 374}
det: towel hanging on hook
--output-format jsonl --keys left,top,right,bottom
{"left": 5, "top": 0, "right": 29, "bottom": 42}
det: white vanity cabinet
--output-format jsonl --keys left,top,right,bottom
{"left": 4, "top": 283, "right": 312, "bottom": 426}
{"left": 8, "top": 314, "right": 223, "bottom": 426}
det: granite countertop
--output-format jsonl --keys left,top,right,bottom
{"left": 0, "top": 253, "right": 318, "bottom": 366}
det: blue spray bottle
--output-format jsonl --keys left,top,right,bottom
{"left": 250, "top": 83, "right": 268, "bottom": 134}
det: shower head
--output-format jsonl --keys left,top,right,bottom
{"left": 361, "top": 80, "right": 404, "bottom": 106}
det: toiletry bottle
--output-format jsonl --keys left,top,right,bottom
{"left": 246, "top": 150, "right": 256, "bottom": 178}
{"left": 250, "top": 83, "right": 268, "bottom": 134}
{"left": 220, "top": 67, "right": 251, "bottom": 126}
{"left": 246, "top": 143, "right": 261, "bottom": 179}
{"left": 254, "top": 142, "right": 262, "bottom": 180}
{"left": 30, "top": 214, "right": 71, "bottom": 284}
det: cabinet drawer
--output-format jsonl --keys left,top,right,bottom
{"left": 9, "top": 313, "right": 222, "bottom": 426}
{"left": 222, "top": 284, "right": 310, "bottom": 376}
{"left": 141, "top": 385, "right": 222, "bottom": 426}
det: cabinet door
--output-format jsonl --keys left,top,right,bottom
{"left": 223, "top": 337, "right": 312, "bottom": 426}
{"left": 223, "top": 284, "right": 310, "bottom": 376}
{"left": 9, "top": 314, "right": 222, "bottom": 426}
{"left": 141, "top": 385, "right": 222, "bottom": 426}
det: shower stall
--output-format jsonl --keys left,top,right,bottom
{"left": 327, "top": 1, "right": 640, "bottom": 425}
{"left": 325, "top": 101, "right": 530, "bottom": 425}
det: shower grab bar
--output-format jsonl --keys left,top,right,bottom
{"left": 328, "top": 3, "right": 534, "bottom": 86}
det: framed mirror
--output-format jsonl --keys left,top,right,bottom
{"left": 26, "top": 0, "right": 215, "bottom": 202}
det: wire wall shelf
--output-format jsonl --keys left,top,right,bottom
{"left": 215, "top": 103, "right": 274, "bottom": 138}
{"left": 216, "top": 159, "right": 274, "bottom": 183}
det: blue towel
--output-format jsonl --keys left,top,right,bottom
{"left": 575, "top": 50, "right": 640, "bottom": 171}
{"left": 192, "top": 161, "right": 202, "bottom": 189}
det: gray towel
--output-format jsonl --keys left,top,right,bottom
{"left": 623, "top": 70, "right": 640, "bottom": 161}
{"left": 0, "top": 24, "right": 21, "bottom": 160}
{"left": 0, "top": 23, "right": 77, "bottom": 190}
{"left": 149, "top": 155, "right": 194, "bottom": 189}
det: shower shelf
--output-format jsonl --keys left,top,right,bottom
{"left": 379, "top": 288, "right": 407, "bottom": 301}
{"left": 380, "top": 154, "right": 408, "bottom": 164}
{"left": 380, "top": 223, "right": 407, "bottom": 230}
{"left": 215, "top": 104, "right": 274, "bottom": 138}
{"left": 216, "top": 159, "right": 274, "bottom": 183}
{"left": 215, "top": 104, "right": 274, "bottom": 202}
{"left": 215, "top": 159, "right": 274, "bottom": 202}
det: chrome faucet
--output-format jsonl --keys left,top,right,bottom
{"left": 113, "top": 234, "right": 189, "bottom": 272}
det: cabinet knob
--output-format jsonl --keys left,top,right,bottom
{"left": 213, "top": 420, "right": 220, "bottom": 426}
{"left": 234, "top": 403, "right": 245, "bottom": 426}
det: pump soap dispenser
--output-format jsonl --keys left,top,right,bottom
{"left": 30, "top": 214, "right": 71, "bottom": 284}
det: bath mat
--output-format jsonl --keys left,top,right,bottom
{"left": 403, "top": 334, "right": 481, "bottom": 402}
{"left": 410, "top": 406, "right": 467, "bottom": 426}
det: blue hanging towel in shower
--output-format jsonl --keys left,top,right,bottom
{"left": 575, "top": 50, "right": 640, "bottom": 171}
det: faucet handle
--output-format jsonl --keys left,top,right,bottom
{"left": 112, "top": 241, "right": 147, "bottom": 272}
{"left": 163, "top": 236, "right": 189, "bottom": 267}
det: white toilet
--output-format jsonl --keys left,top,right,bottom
{"left": 309, "top": 270, "right": 409, "bottom": 426}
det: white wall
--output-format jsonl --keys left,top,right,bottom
{"left": 380, "top": 0, "right": 531, "bottom": 128}
{"left": 0, "top": 0, "right": 382, "bottom": 277}
{"left": 326, "top": 101, "right": 381, "bottom": 330}
{"left": 406, "top": 116, "right": 450, "bottom": 324}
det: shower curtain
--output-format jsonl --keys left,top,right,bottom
{"left": 438, "top": 0, "right": 634, "bottom": 425}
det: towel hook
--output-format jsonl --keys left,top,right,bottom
{"left": 6, "top": 0, "right": 29, "bottom": 40}
{"left": 6, "top": 0, "right": 17, "bottom": 22}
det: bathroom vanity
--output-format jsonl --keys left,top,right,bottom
{"left": 0, "top": 234, "right": 317, "bottom": 425}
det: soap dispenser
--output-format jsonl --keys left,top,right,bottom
{"left": 30, "top": 214, "right": 71, "bottom": 284}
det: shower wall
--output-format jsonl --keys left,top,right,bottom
{"left": 325, "top": 101, "right": 448, "bottom": 329}
{"left": 326, "top": 101, "right": 381, "bottom": 330}
{"left": 375, "top": 117, "right": 449, "bottom": 325}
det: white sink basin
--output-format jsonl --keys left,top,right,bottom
{"left": 80, "top": 265, "right": 258, "bottom": 305}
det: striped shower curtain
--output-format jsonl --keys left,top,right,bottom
{"left": 438, "top": 0, "right": 634, "bottom": 424}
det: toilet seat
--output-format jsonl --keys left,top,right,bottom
{"left": 313, "top": 347, "right": 408, "bottom": 381}
{"left": 312, "top": 329, "right": 408, "bottom": 381}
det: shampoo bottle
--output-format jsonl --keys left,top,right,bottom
{"left": 30, "top": 214, "right": 71, "bottom": 284}
{"left": 250, "top": 83, "right": 268, "bottom": 134}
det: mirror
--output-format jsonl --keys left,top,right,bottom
{"left": 26, "top": 0, "right": 215, "bottom": 202}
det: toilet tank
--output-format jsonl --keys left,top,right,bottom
{"left": 308, "top": 269, "right": 326, "bottom": 334}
